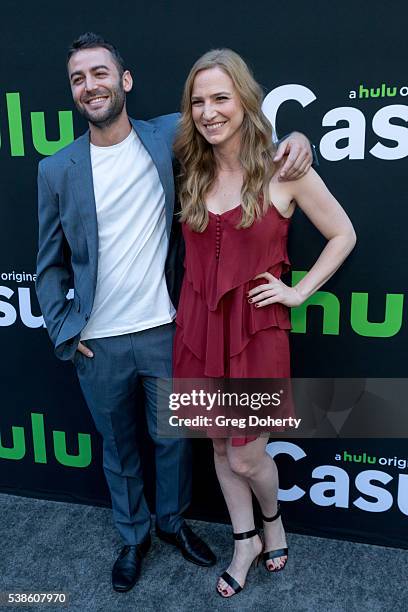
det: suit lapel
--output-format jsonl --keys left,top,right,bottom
{"left": 130, "top": 118, "right": 175, "bottom": 238}
{"left": 68, "top": 132, "right": 99, "bottom": 270}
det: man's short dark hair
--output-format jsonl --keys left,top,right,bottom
{"left": 67, "top": 32, "right": 126, "bottom": 76}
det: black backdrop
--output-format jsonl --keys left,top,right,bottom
{"left": 0, "top": 1, "right": 407, "bottom": 548}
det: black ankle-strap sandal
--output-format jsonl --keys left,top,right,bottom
{"left": 216, "top": 528, "right": 261, "bottom": 598}
{"left": 261, "top": 504, "right": 289, "bottom": 572}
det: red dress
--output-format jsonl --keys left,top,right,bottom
{"left": 173, "top": 203, "right": 293, "bottom": 446}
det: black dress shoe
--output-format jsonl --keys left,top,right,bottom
{"left": 112, "top": 535, "right": 151, "bottom": 592}
{"left": 156, "top": 521, "right": 216, "bottom": 567}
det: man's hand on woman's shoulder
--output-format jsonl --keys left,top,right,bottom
{"left": 273, "top": 131, "right": 313, "bottom": 181}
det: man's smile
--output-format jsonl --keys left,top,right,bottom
{"left": 83, "top": 95, "right": 110, "bottom": 108}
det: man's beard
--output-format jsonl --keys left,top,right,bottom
{"left": 77, "top": 81, "right": 126, "bottom": 129}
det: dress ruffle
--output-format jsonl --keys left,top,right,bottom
{"left": 176, "top": 205, "right": 292, "bottom": 377}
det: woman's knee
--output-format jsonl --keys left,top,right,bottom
{"left": 228, "top": 454, "right": 260, "bottom": 479}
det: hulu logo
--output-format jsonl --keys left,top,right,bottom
{"left": 342, "top": 450, "right": 376, "bottom": 464}
{"left": 0, "top": 412, "right": 92, "bottom": 468}
{"left": 2, "top": 92, "right": 74, "bottom": 156}
{"left": 358, "top": 83, "right": 399, "bottom": 99}
{"left": 291, "top": 271, "right": 404, "bottom": 337}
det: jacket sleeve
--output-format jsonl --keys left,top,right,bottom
{"left": 35, "top": 162, "right": 73, "bottom": 348}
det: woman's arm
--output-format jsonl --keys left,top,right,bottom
{"left": 248, "top": 168, "right": 356, "bottom": 308}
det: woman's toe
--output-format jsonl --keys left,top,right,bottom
{"left": 218, "top": 579, "right": 233, "bottom": 597}
{"left": 267, "top": 556, "right": 286, "bottom": 571}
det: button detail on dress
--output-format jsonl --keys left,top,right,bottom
{"left": 216, "top": 218, "right": 221, "bottom": 259}
{"left": 215, "top": 216, "right": 221, "bottom": 260}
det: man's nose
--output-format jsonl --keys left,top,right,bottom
{"left": 84, "top": 75, "right": 99, "bottom": 92}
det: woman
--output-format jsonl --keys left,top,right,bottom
{"left": 173, "top": 49, "right": 356, "bottom": 598}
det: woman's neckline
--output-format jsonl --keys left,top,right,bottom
{"left": 207, "top": 203, "right": 241, "bottom": 216}
{"left": 206, "top": 203, "right": 292, "bottom": 220}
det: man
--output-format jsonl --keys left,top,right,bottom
{"left": 36, "top": 32, "right": 313, "bottom": 593}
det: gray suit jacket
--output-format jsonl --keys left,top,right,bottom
{"left": 36, "top": 113, "right": 183, "bottom": 361}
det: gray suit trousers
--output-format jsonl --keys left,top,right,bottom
{"left": 73, "top": 322, "right": 191, "bottom": 544}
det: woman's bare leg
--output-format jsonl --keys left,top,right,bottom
{"left": 226, "top": 436, "right": 288, "bottom": 571}
{"left": 213, "top": 438, "right": 262, "bottom": 596}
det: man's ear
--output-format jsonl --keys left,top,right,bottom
{"left": 123, "top": 70, "right": 133, "bottom": 93}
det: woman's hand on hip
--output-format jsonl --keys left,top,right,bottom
{"left": 247, "top": 272, "right": 303, "bottom": 308}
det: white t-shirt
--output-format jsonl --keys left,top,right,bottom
{"left": 80, "top": 128, "right": 176, "bottom": 340}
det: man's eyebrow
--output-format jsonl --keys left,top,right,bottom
{"left": 70, "top": 65, "right": 110, "bottom": 80}
{"left": 191, "top": 91, "right": 231, "bottom": 100}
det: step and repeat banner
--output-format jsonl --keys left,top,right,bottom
{"left": 0, "top": 1, "right": 407, "bottom": 547}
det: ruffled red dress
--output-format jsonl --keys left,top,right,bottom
{"left": 173, "top": 203, "right": 293, "bottom": 446}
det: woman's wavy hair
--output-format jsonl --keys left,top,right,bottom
{"left": 174, "top": 48, "right": 277, "bottom": 231}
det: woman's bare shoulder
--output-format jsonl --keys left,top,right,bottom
{"left": 268, "top": 162, "right": 297, "bottom": 218}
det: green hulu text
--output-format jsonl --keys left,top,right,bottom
{"left": 1, "top": 92, "right": 74, "bottom": 156}
{"left": 0, "top": 412, "right": 92, "bottom": 468}
{"left": 291, "top": 271, "right": 404, "bottom": 337}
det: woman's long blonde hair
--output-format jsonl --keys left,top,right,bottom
{"left": 174, "top": 48, "right": 277, "bottom": 231}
